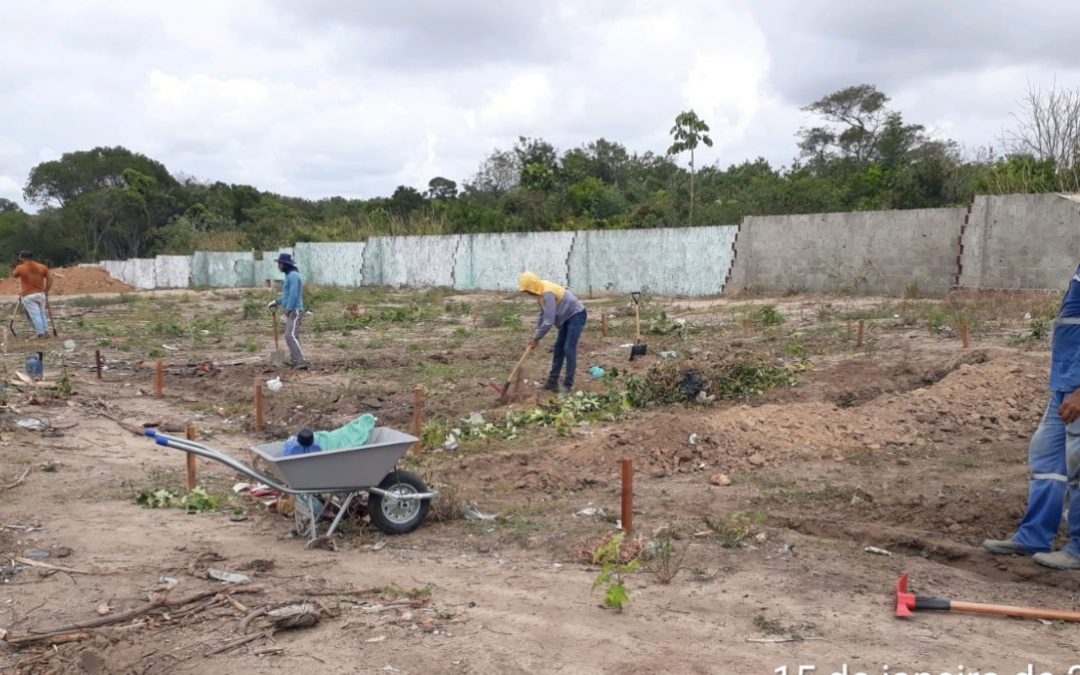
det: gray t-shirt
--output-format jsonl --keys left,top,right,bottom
{"left": 533, "top": 289, "right": 585, "bottom": 341}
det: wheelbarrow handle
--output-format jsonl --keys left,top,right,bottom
{"left": 146, "top": 430, "right": 291, "bottom": 493}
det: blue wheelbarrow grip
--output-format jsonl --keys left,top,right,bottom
{"left": 144, "top": 429, "right": 157, "bottom": 437}
{"left": 156, "top": 437, "right": 169, "bottom": 446}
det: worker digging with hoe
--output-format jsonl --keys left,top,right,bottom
{"left": 984, "top": 262, "right": 1080, "bottom": 569}
{"left": 519, "top": 271, "right": 587, "bottom": 395}
{"left": 267, "top": 253, "right": 309, "bottom": 370}
{"left": 11, "top": 250, "right": 52, "bottom": 339}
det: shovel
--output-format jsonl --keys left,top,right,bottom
{"left": 8, "top": 296, "right": 22, "bottom": 338}
{"left": 44, "top": 294, "right": 57, "bottom": 337}
{"left": 629, "top": 291, "right": 647, "bottom": 361}
{"left": 495, "top": 344, "right": 534, "bottom": 404}
{"left": 270, "top": 309, "right": 286, "bottom": 365}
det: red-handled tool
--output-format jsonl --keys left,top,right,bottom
{"left": 896, "top": 573, "right": 1080, "bottom": 622}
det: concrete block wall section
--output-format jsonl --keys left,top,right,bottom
{"left": 567, "top": 226, "right": 737, "bottom": 296}
{"left": 190, "top": 251, "right": 255, "bottom": 288}
{"left": 728, "top": 207, "right": 965, "bottom": 296}
{"left": 958, "top": 193, "right": 1080, "bottom": 290}
{"left": 293, "top": 242, "right": 364, "bottom": 287}
{"left": 154, "top": 255, "right": 192, "bottom": 288}
{"left": 362, "top": 235, "right": 460, "bottom": 288}
{"left": 454, "top": 232, "right": 575, "bottom": 291}
{"left": 254, "top": 249, "right": 293, "bottom": 288}
{"left": 101, "top": 258, "right": 157, "bottom": 290}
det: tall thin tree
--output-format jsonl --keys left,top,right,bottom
{"left": 667, "top": 110, "right": 713, "bottom": 226}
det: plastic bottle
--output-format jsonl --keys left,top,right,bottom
{"left": 26, "top": 352, "right": 43, "bottom": 381}
{"left": 283, "top": 428, "right": 321, "bottom": 457}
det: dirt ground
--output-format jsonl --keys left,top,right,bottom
{"left": 1, "top": 284, "right": 1079, "bottom": 674}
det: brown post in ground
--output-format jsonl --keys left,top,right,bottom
{"left": 155, "top": 360, "right": 164, "bottom": 397}
{"left": 601, "top": 313, "right": 607, "bottom": 337}
{"left": 411, "top": 386, "right": 423, "bottom": 454}
{"left": 254, "top": 382, "right": 264, "bottom": 432}
{"left": 185, "top": 426, "right": 197, "bottom": 491}
{"left": 857, "top": 320, "right": 865, "bottom": 347}
{"left": 620, "top": 459, "right": 633, "bottom": 534}
{"left": 961, "top": 323, "right": 970, "bottom": 349}
{"left": 95, "top": 350, "right": 102, "bottom": 379}
{"left": 847, "top": 320, "right": 853, "bottom": 339}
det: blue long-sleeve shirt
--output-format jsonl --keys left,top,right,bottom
{"left": 277, "top": 269, "right": 304, "bottom": 312}
{"left": 1051, "top": 264, "right": 1080, "bottom": 392}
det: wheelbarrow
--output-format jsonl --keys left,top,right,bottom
{"left": 144, "top": 427, "right": 438, "bottom": 539}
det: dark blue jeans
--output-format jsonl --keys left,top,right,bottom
{"left": 547, "top": 309, "right": 587, "bottom": 389}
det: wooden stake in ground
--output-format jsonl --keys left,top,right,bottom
{"left": 254, "top": 381, "right": 265, "bottom": 432}
{"left": 411, "top": 386, "right": 423, "bottom": 454}
{"left": 856, "top": 320, "right": 865, "bottom": 348}
{"left": 185, "top": 425, "right": 197, "bottom": 490}
{"left": 95, "top": 349, "right": 102, "bottom": 379}
{"left": 601, "top": 313, "right": 607, "bottom": 337}
{"left": 620, "top": 459, "right": 633, "bottom": 535}
{"left": 961, "top": 322, "right": 970, "bottom": 349}
{"left": 155, "top": 360, "right": 164, "bottom": 397}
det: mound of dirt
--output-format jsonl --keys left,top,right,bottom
{"left": 559, "top": 348, "right": 1049, "bottom": 478}
{"left": 0, "top": 266, "right": 134, "bottom": 296}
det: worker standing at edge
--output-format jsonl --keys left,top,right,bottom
{"left": 985, "top": 262, "right": 1080, "bottom": 569}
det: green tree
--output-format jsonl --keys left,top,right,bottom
{"left": 426, "top": 177, "right": 458, "bottom": 200}
{"left": 0, "top": 197, "right": 22, "bottom": 214}
{"left": 388, "top": 186, "right": 426, "bottom": 215}
{"left": 23, "top": 146, "right": 176, "bottom": 208}
{"left": 667, "top": 110, "right": 713, "bottom": 226}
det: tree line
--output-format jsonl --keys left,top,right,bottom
{"left": 2, "top": 82, "right": 1079, "bottom": 267}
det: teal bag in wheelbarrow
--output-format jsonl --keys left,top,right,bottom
{"left": 315, "top": 413, "right": 375, "bottom": 451}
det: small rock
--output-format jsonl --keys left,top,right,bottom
{"left": 1005, "top": 398, "right": 1018, "bottom": 407}
{"left": 867, "top": 443, "right": 881, "bottom": 451}
{"left": 709, "top": 473, "right": 731, "bottom": 487}
{"left": 897, "top": 457, "right": 911, "bottom": 466}
{"left": 747, "top": 453, "right": 766, "bottom": 467}
{"left": 948, "top": 523, "right": 962, "bottom": 533}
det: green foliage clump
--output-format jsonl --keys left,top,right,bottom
{"left": 591, "top": 532, "right": 640, "bottom": 611}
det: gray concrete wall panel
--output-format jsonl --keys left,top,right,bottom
{"left": 453, "top": 232, "right": 574, "bottom": 291}
{"left": 362, "top": 235, "right": 460, "bottom": 288}
{"left": 959, "top": 194, "right": 1080, "bottom": 290}
{"left": 728, "top": 208, "right": 964, "bottom": 295}
{"left": 568, "top": 226, "right": 737, "bottom": 296}
{"left": 293, "top": 242, "right": 364, "bottom": 287}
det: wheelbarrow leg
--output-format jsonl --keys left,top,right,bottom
{"left": 324, "top": 493, "right": 359, "bottom": 538}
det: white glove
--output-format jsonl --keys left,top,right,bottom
{"left": 267, "top": 300, "right": 278, "bottom": 310}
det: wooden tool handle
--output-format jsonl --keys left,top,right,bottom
{"left": 634, "top": 303, "right": 641, "bottom": 342}
{"left": 950, "top": 600, "right": 1080, "bottom": 622}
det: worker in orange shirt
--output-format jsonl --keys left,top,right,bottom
{"left": 11, "top": 250, "right": 52, "bottom": 338}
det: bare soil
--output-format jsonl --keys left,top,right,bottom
{"left": 0, "top": 267, "right": 135, "bottom": 296}
{"left": 1, "top": 289, "right": 1079, "bottom": 673}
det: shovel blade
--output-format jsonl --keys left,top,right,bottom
{"left": 270, "top": 349, "right": 286, "bottom": 365}
{"left": 629, "top": 343, "right": 648, "bottom": 360}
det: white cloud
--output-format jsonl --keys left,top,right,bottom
{"left": 1, "top": 0, "right": 1078, "bottom": 210}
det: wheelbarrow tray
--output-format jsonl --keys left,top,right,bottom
{"left": 250, "top": 426, "right": 417, "bottom": 491}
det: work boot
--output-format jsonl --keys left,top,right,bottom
{"left": 543, "top": 379, "right": 559, "bottom": 393}
{"left": 982, "top": 538, "right": 1035, "bottom": 556}
{"left": 1033, "top": 550, "right": 1080, "bottom": 570}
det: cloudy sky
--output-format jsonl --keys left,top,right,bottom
{"left": 3, "top": 0, "right": 1078, "bottom": 208}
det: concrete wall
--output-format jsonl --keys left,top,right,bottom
{"left": 362, "top": 235, "right": 461, "bottom": 288}
{"left": 101, "top": 258, "right": 156, "bottom": 290}
{"left": 454, "top": 232, "right": 575, "bottom": 291}
{"left": 568, "top": 226, "right": 737, "bottom": 296}
{"left": 728, "top": 207, "right": 965, "bottom": 295}
{"left": 191, "top": 251, "right": 255, "bottom": 288}
{"left": 254, "top": 248, "right": 292, "bottom": 288}
{"left": 959, "top": 193, "right": 1080, "bottom": 290}
{"left": 154, "top": 255, "right": 191, "bottom": 289}
{"left": 293, "top": 242, "right": 365, "bottom": 287}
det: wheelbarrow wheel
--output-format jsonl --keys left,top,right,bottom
{"left": 368, "top": 470, "right": 431, "bottom": 535}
